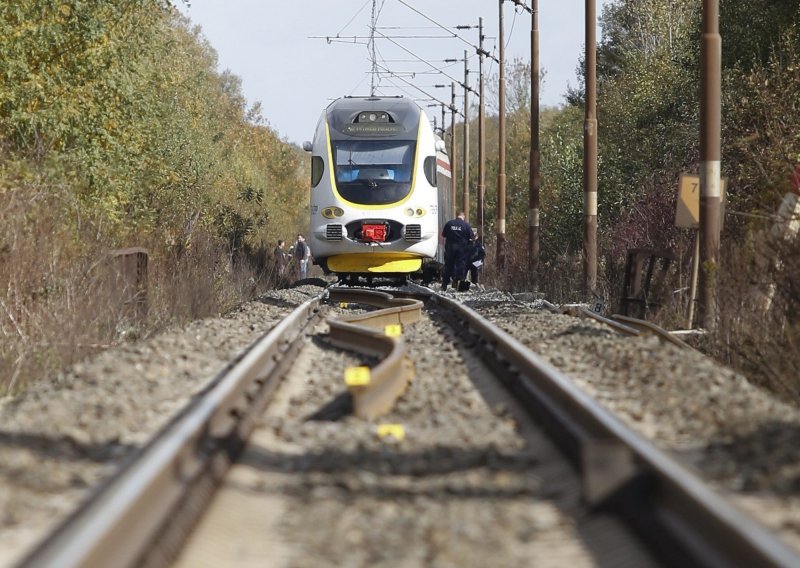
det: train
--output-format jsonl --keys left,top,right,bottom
{"left": 302, "top": 96, "right": 452, "bottom": 281}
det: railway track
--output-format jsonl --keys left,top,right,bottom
{"left": 13, "top": 284, "right": 800, "bottom": 567}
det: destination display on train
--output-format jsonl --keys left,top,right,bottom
{"left": 341, "top": 123, "right": 406, "bottom": 136}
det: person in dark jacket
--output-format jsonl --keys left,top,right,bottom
{"left": 441, "top": 211, "right": 473, "bottom": 291}
{"left": 292, "top": 234, "right": 310, "bottom": 278}
{"left": 468, "top": 230, "right": 486, "bottom": 287}
{"left": 274, "top": 240, "right": 288, "bottom": 274}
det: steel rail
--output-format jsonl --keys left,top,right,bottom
{"left": 610, "top": 313, "right": 695, "bottom": 350}
{"left": 427, "top": 289, "right": 799, "bottom": 568}
{"left": 19, "top": 293, "right": 325, "bottom": 568}
{"left": 561, "top": 305, "right": 641, "bottom": 336}
{"left": 562, "top": 305, "right": 694, "bottom": 350}
{"left": 326, "top": 287, "right": 422, "bottom": 419}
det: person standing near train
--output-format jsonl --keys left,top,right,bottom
{"left": 441, "top": 210, "right": 473, "bottom": 291}
{"left": 273, "top": 239, "right": 289, "bottom": 286}
{"left": 293, "top": 234, "right": 311, "bottom": 278}
{"left": 468, "top": 228, "right": 486, "bottom": 289}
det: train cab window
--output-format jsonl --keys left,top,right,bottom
{"left": 311, "top": 156, "right": 324, "bottom": 187}
{"left": 423, "top": 156, "right": 437, "bottom": 187}
{"left": 332, "top": 140, "right": 416, "bottom": 205}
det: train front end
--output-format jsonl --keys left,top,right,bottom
{"left": 306, "top": 97, "right": 441, "bottom": 276}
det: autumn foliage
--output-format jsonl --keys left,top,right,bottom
{"left": 0, "top": 1, "right": 307, "bottom": 392}
{"left": 458, "top": 0, "right": 800, "bottom": 397}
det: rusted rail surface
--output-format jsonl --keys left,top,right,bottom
{"left": 326, "top": 287, "right": 422, "bottom": 419}
{"left": 416, "top": 285, "right": 799, "bottom": 568}
{"left": 561, "top": 305, "right": 641, "bottom": 336}
{"left": 610, "top": 313, "right": 695, "bottom": 350}
{"left": 19, "top": 293, "right": 325, "bottom": 568}
{"left": 561, "top": 305, "right": 694, "bottom": 350}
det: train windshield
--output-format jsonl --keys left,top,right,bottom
{"left": 332, "top": 140, "right": 416, "bottom": 205}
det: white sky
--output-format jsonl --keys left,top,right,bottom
{"left": 177, "top": 1, "right": 611, "bottom": 144}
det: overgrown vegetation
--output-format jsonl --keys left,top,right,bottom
{"left": 0, "top": 1, "right": 306, "bottom": 393}
{"left": 458, "top": 0, "right": 800, "bottom": 398}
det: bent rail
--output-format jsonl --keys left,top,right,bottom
{"left": 562, "top": 305, "right": 693, "bottom": 350}
{"left": 610, "top": 313, "right": 694, "bottom": 350}
{"left": 561, "top": 305, "right": 641, "bottom": 336}
{"left": 326, "top": 287, "right": 422, "bottom": 419}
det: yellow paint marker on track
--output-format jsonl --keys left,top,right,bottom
{"left": 376, "top": 424, "right": 405, "bottom": 441}
{"left": 384, "top": 324, "right": 403, "bottom": 337}
{"left": 344, "top": 366, "right": 371, "bottom": 387}
{"left": 339, "top": 302, "right": 349, "bottom": 308}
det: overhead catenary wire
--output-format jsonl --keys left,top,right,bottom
{"left": 506, "top": 5, "right": 519, "bottom": 50}
{"left": 323, "top": 38, "right": 369, "bottom": 45}
{"left": 375, "top": 62, "right": 463, "bottom": 116}
{"left": 374, "top": 29, "right": 477, "bottom": 94}
{"left": 316, "top": 34, "right": 462, "bottom": 40}
{"left": 396, "top": 0, "right": 480, "bottom": 52}
{"left": 318, "top": 0, "right": 498, "bottom": 114}
{"left": 335, "top": 0, "right": 371, "bottom": 37}
{"left": 348, "top": 72, "right": 370, "bottom": 96}
{"left": 396, "top": 0, "right": 499, "bottom": 63}
{"left": 376, "top": 25, "right": 445, "bottom": 30}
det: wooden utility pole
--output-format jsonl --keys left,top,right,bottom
{"left": 462, "top": 50, "right": 470, "bottom": 221}
{"left": 477, "top": 17, "right": 487, "bottom": 241}
{"left": 583, "top": 0, "right": 598, "bottom": 294}
{"left": 450, "top": 82, "right": 458, "bottom": 218}
{"left": 529, "top": 0, "right": 540, "bottom": 288}
{"left": 496, "top": 0, "right": 507, "bottom": 268}
{"left": 699, "top": 0, "right": 722, "bottom": 330}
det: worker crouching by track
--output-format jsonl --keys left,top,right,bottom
{"left": 441, "top": 210, "right": 474, "bottom": 292}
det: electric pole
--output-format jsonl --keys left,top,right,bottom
{"left": 450, "top": 82, "right": 458, "bottom": 219}
{"left": 369, "top": 0, "right": 378, "bottom": 96}
{"left": 478, "top": 17, "right": 487, "bottom": 241}
{"left": 583, "top": 0, "right": 598, "bottom": 295}
{"left": 497, "top": 0, "right": 507, "bottom": 268}
{"left": 529, "top": 1, "right": 540, "bottom": 288}
{"left": 463, "top": 50, "right": 470, "bottom": 221}
{"left": 699, "top": 0, "right": 722, "bottom": 330}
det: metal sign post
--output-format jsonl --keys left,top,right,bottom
{"left": 676, "top": 174, "right": 726, "bottom": 329}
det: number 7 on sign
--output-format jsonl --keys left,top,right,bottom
{"left": 675, "top": 174, "right": 726, "bottom": 230}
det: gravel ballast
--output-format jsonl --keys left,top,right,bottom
{"left": 0, "top": 286, "right": 324, "bottom": 567}
{"left": 1, "top": 282, "right": 798, "bottom": 566}
{"left": 457, "top": 287, "right": 800, "bottom": 553}
{"left": 175, "top": 301, "right": 655, "bottom": 567}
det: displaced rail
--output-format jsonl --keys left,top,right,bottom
{"left": 18, "top": 286, "right": 424, "bottom": 567}
{"left": 327, "top": 287, "right": 422, "bottom": 418}
{"left": 560, "top": 304, "right": 691, "bottom": 349}
{"left": 17, "top": 282, "right": 800, "bottom": 567}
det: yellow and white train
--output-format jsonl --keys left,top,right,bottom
{"left": 303, "top": 96, "right": 452, "bottom": 279}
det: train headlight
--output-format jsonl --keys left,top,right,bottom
{"left": 415, "top": 208, "right": 426, "bottom": 217}
{"left": 404, "top": 207, "right": 415, "bottom": 217}
{"left": 322, "top": 207, "right": 344, "bottom": 219}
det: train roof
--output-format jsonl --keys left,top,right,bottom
{"left": 325, "top": 96, "right": 421, "bottom": 140}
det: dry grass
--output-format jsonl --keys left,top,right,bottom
{"left": 712, "top": 233, "right": 800, "bottom": 401}
{"left": 478, "top": 228, "right": 799, "bottom": 403}
{"left": 0, "top": 182, "right": 282, "bottom": 395}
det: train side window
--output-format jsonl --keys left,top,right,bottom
{"left": 311, "top": 156, "right": 324, "bottom": 187}
{"left": 423, "top": 156, "right": 437, "bottom": 187}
